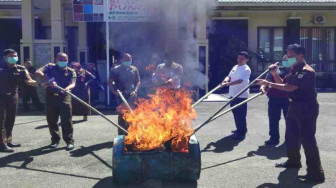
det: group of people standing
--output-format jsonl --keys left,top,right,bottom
{"left": 108, "top": 52, "right": 183, "bottom": 135}
{"left": 0, "top": 50, "right": 101, "bottom": 152}
{"left": 0, "top": 45, "right": 324, "bottom": 183}
{"left": 219, "top": 46, "right": 324, "bottom": 183}
{"left": 0, "top": 49, "right": 183, "bottom": 152}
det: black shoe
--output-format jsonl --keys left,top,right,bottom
{"left": 275, "top": 161, "right": 302, "bottom": 168}
{"left": 299, "top": 173, "right": 325, "bottom": 183}
{"left": 66, "top": 144, "right": 74, "bottom": 151}
{"left": 7, "top": 143, "right": 21, "bottom": 147}
{"left": 233, "top": 134, "right": 245, "bottom": 140}
{"left": 49, "top": 142, "right": 59, "bottom": 149}
{"left": 0, "top": 145, "right": 14, "bottom": 152}
{"left": 265, "top": 139, "right": 279, "bottom": 146}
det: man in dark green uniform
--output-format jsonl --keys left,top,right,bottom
{"left": 0, "top": 49, "right": 37, "bottom": 152}
{"left": 35, "top": 53, "right": 76, "bottom": 151}
{"left": 257, "top": 45, "right": 325, "bottom": 183}
{"left": 108, "top": 53, "right": 140, "bottom": 135}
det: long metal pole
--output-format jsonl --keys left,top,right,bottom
{"left": 117, "top": 90, "right": 134, "bottom": 113}
{"left": 55, "top": 85, "right": 128, "bottom": 134}
{"left": 193, "top": 68, "right": 270, "bottom": 134}
{"left": 192, "top": 84, "right": 223, "bottom": 108}
{"left": 193, "top": 92, "right": 263, "bottom": 133}
{"left": 105, "top": 1, "right": 110, "bottom": 106}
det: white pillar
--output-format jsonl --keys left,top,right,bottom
{"left": 20, "top": 0, "right": 34, "bottom": 65}
{"left": 51, "top": 0, "right": 66, "bottom": 61}
{"left": 197, "top": 0, "right": 209, "bottom": 93}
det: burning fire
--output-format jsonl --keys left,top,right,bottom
{"left": 145, "top": 64, "right": 156, "bottom": 72}
{"left": 123, "top": 88, "right": 197, "bottom": 152}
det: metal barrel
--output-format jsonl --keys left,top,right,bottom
{"left": 112, "top": 135, "right": 201, "bottom": 185}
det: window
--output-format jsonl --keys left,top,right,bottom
{"left": 257, "top": 27, "right": 285, "bottom": 71}
{"left": 300, "top": 27, "right": 336, "bottom": 72}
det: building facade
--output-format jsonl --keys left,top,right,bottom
{"left": 0, "top": 0, "right": 335, "bottom": 102}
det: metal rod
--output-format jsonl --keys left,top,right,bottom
{"left": 193, "top": 92, "right": 263, "bottom": 133}
{"left": 117, "top": 90, "right": 134, "bottom": 113}
{"left": 192, "top": 84, "right": 223, "bottom": 108}
{"left": 54, "top": 85, "right": 128, "bottom": 134}
{"left": 193, "top": 68, "right": 271, "bottom": 134}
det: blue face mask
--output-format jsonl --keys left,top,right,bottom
{"left": 282, "top": 57, "right": 297, "bottom": 68}
{"left": 57, "top": 61, "right": 68, "bottom": 68}
{"left": 123, "top": 61, "right": 132, "bottom": 66}
{"left": 7, "top": 57, "right": 18, "bottom": 64}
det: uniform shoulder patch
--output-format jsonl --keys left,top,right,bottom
{"left": 303, "top": 64, "right": 315, "bottom": 72}
{"left": 16, "top": 64, "right": 25, "bottom": 68}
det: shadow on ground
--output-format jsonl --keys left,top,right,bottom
{"left": 257, "top": 168, "right": 321, "bottom": 188}
{"left": 93, "top": 177, "right": 198, "bottom": 188}
{"left": 247, "top": 142, "right": 287, "bottom": 160}
{"left": 0, "top": 146, "right": 102, "bottom": 181}
{"left": 201, "top": 134, "right": 243, "bottom": 153}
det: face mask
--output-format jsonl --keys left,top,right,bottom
{"left": 7, "top": 57, "right": 18, "bottom": 64}
{"left": 282, "top": 58, "right": 297, "bottom": 68}
{"left": 123, "top": 61, "right": 132, "bottom": 66}
{"left": 57, "top": 61, "right": 68, "bottom": 68}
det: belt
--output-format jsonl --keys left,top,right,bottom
{"left": 289, "top": 98, "right": 316, "bottom": 103}
{"left": 0, "top": 92, "right": 15, "bottom": 96}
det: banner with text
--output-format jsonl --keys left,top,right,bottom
{"left": 106, "top": 0, "right": 159, "bottom": 22}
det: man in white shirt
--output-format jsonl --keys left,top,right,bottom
{"left": 222, "top": 51, "right": 251, "bottom": 140}
{"left": 152, "top": 53, "right": 183, "bottom": 89}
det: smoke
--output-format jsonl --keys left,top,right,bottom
{"left": 105, "top": 0, "right": 218, "bottom": 91}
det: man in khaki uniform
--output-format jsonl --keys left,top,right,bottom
{"left": 36, "top": 53, "right": 76, "bottom": 151}
{"left": 0, "top": 49, "right": 37, "bottom": 152}
{"left": 258, "top": 45, "right": 325, "bottom": 183}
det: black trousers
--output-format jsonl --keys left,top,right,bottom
{"left": 0, "top": 94, "right": 18, "bottom": 145}
{"left": 22, "top": 86, "right": 42, "bottom": 110}
{"left": 230, "top": 98, "right": 247, "bottom": 136}
{"left": 268, "top": 98, "right": 289, "bottom": 141}
{"left": 115, "top": 94, "right": 136, "bottom": 136}
{"left": 46, "top": 94, "right": 74, "bottom": 144}
{"left": 286, "top": 100, "right": 324, "bottom": 175}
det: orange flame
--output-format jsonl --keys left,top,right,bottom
{"left": 123, "top": 88, "right": 197, "bottom": 152}
{"left": 145, "top": 64, "right": 156, "bottom": 73}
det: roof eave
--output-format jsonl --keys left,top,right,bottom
{"left": 0, "top": 2, "right": 21, "bottom": 6}
{"left": 217, "top": 2, "right": 336, "bottom": 7}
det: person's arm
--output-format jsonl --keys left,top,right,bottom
{"left": 257, "top": 79, "right": 298, "bottom": 92}
{"left": 108, "top": 71, "right": 118, "bottom": 95}
{"left": 131, "top": 68, "right": 141, "bottom": 96}
{"left": 221, "top": 66, "right": 236, "bottom": 86}
{"left": 268, "top": 63, "right": 284, "bottom": 84}
{"left": 152, "top": 65, "right": 164, "bottom": 86}
{"left": 24, "top": 69, "right": 38, "bottom": 87}
{"left": 35, "top": 64, "right": 47, "bottom": 81}
{"left": 85, "top": 71, "right": 96, "bottom": 87}
{"left": 166, "top": 65, "right": 183, "bottom": 86}
{"left": 227, "top": 67, "right": 251, "bottom": 86}
{"left": 64, "top": 71, "right": 76, "bottom": 92}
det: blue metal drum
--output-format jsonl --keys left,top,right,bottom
{"left": 112, "top": 135, "right": 201, "bottom": 184}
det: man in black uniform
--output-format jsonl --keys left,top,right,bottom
{"left": 108, "top": 53, "right": 140, "bottom": 135}
{"left": 257, "top": 45, "right": 325, "bottom": 183}
{"left": 21, "top": 58, "right": 43, "bottom": 111}
{"left": 35, "top": 53, "right": 76, "bottom": 151}
{"left": 0, "top": 49, "right": 37, "bottom": 152}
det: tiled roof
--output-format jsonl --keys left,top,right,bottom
{"left": 218, "top": 0, "right": 336, "bottom": 2}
